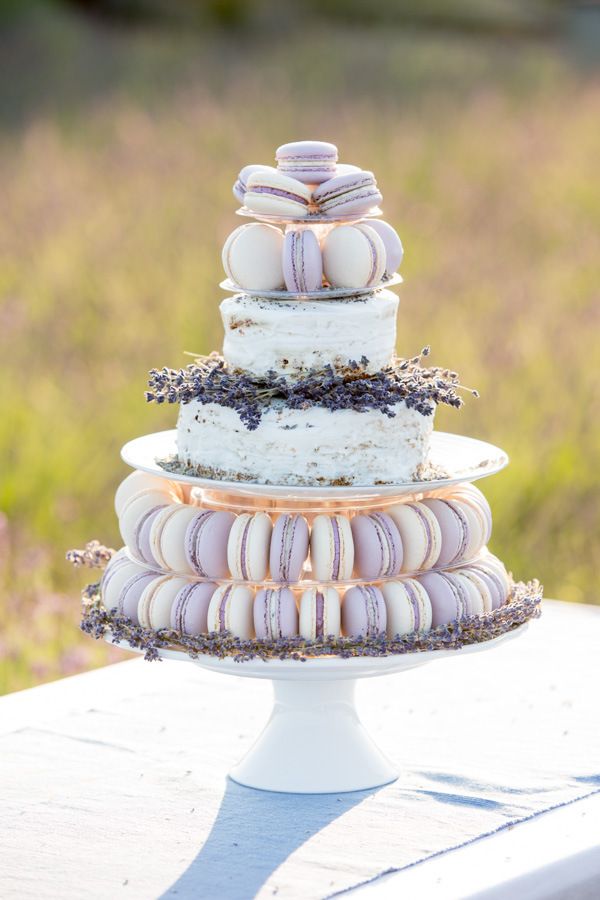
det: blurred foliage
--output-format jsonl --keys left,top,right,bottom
{"left": 0, "top": 4, "right": 599, "bottom": 693}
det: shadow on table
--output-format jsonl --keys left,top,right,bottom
{"left": 160, "top": 777, "right": 378, "bottom": 899}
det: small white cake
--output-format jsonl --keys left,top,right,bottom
{"left": 220, "top": 290, "right": 399, "bottom": 377}
{"left": 176, "top": 398, "right": 434, "bottom": 486}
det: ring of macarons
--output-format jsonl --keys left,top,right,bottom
{"left": 101, "top": 545, "right": 511, "bottom": 643}
{"left": 222, "top": 219, "right": 403, "bottom": 294}
{"left": 115, "top": 470, "right": 496, "bottom": 591}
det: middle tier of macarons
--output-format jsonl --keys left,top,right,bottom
{"left": 116, "top": 470, "right": 493, "bottom": 584}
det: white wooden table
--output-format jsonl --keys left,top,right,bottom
{"left": 2, "top": 600, "right": 599, "bottom": 900}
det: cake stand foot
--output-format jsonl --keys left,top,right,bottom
{"left": 229, "top": 678, "right": 398, "bottom": 794}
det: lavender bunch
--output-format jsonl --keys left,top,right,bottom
{"left": 146, "top": 348, "right": 478, "bottom": 431}
{"left": 66, "top": 541, "right": 115, "bottom": 569}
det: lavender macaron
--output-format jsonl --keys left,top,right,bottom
{"left": 351, "top": 512, "right": 403, "bottom": 580}
{"left": 185, "top": 510, "right": 235, "bottom": 579}
{"left": 418, "top": 571, "right": 467, "bottom": 627}
{"left": 282, "top": 229, "right": 323, "bottom": 293}
{"left": 421, "top": 499, "right": 470, "bottom": 568}
{"left": 115, "top": 571, "right": 158, "bottom": 624}
{"left": 254, "top": 587, "right": 299, "bottom": 639}
{"left": 342, "top": 584, "right": 387, "bottom": 638}
{"left": 170, "top": 581, "right": 216, "bottom": 635}
{"left": 365, "top": 219, "right": 404, "bottom": 276}
{"left": 276, "top": 141, "right": 338, "bottom": 184}
{"left": 313, "top": 170, "right": 382, "bottom": 217}
{"left": 269, "top": 513, "right": 309, "bottom": 583}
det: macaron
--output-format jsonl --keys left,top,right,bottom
{"left": 227, "top": 512, "right": 273, "bottom": 581}
{"left": 207, "top": 584, "right": 255, "bottom": 639}
{"left": 471, "top": 555, "right": 510, "bottom": 608}
{"left": 451, "top": 484, "right": 493, "bottom": 544}
{"left": 421, "top": 499, "right": 471, "bottom": 568}
{"left": 170, "top": 581, "right": 216, "bottom": 635}
{"left": 450, "top": 570, "right": 486, "bottom": 617}
{"left": 114, "top": 470, "right": 183, "bottom": 518}
{"left": 101, "top": 554, "right": 148, "bottom": 613}
{"left": 387, "top": 501, "right": 442, "bottom": 572}
{"left": 418, "top": 572, "right": 467, "bottom": 627}
{"left": 254, "top": 587, "right": 299, "bottom": 639}
{"left": 114, "top": 570, "right": 158, "bottom": 624}
{"left": 310, "top": 514, "right": 354, "bottom": 581}
{"left": 381, "top": 579, "right": 432, "bottom": 637}
{"left": 244, "top": 170, "right": 312, "bottom": 218}
{"left": 119, "top": 492, "right": 172, "bottom": 560}
{"left": 232, "top": 164, "right": 276, "bottom": 204}
{"left": 138, "top": 574, "right": 187, "bottom": 630}
{"left": 342, "top": 585, "right": 387, "bottom": 638}
{"left": 222, "top": 222, "right": 284, "bottom": 291}
{"left": 364, "top": 219, "right": 404, "bottom": 276}
{"left": 149, "top": 505, "right": 199, "bottom": 573}
{"left": 275, "top": 140, "right": 338, "bottom": 184}
{"left": 299, "top": 586, "right": 341, "bottom": 640}
{"left": 185, "top": 509, "right": 236, "bottom": 578}
{"left": 269, "top": 514, "right": 309, "bottom": 583}
{"left": 351, "top": 512, "right": 403, "bottom": 580}
{"left": 282, "top": 228, "right": 323, "bottom": 293}
{"left": 322, "top": 224, "right": 386, "bottom": 289}
{"left": 312, "top": 170, "right": 382, "bottom": 217}
{"left": 456, "top": 566, "right": 494, "bottom": 614}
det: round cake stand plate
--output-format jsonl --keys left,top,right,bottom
{"left": 121, "top": 430, "right": 509, "bottom": 500}
{"left": 110, "top": 626, "right": 526, "bottom": 794}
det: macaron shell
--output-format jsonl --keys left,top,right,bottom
{"left": 114, "top": 471, "right": 183, "bottom": 517}
{"left": 170, "top": 581, "right": 216, "bottom": 635}
{"left": 299, "top": 587, "right": 341, "bottom": 639}
{"left": 276, "top": 141, "right": 338, "bottom": 184}
{"left": 119, "top": 571, "right": 158, "bottom": 624}
{"left": 455, "top": 500, "right": 486, "bottom": 561}
{"left": 310, "top": 514, "right": 354, "bottom": 581}
{"left": 364, "top": 219, "right": 404, "bottom": 276}
{"left": 387, "top": 501, "right": 442, "bottom": 572}
{"left": 138, "top": 574, "right": 181, "bottom": 630}
{"left": 227, "top": 512, "right": 273, "bottom": 581}
{"left": 233, "top": 164, "right": 276, "bottom": 203}
{"left": 453, "top": 571, "right": 485, "bottom": 616}
{"left": 282, "top": 229, "right": 323, "bottom": 292}
{"left": 119, "top": 491, "right": 172, "bottom": 551}
{"left": 151, "top": 505, "right": 199, "bottom": 573}
{"left": 313, "top": 171, "right": 382, "bottom": 217}
{"left": 342, "top": 585, "right": 387, "bottom": 638}
{"left": 419, "top": 572, "right": 466, "bottom": 627}
{"left": 269, "top": 514, "right": 309, "bottom": 583}
{"left": 421, "top": 499, "right": 469, "bottom": 568}
{"left": 381, "top": 579, "right": 432, "bottom": 637}
{"left": 101, "top": 558, "right": 147, "bottom": 612}
{"left": 245, "top": 170, "right": 312, "bottom": 217}
{"left": 322, "top": 224, "right": 386, "bottom": 289}
{"left": 351, "top": 513, "right": 403, "bottom": 579}
{"left": 185, "top": 510, "right": 235, "bottom": 578}
{"left": 222, "top": 223, "right": 285, "bottom": 290}
{"left": 207, "top": 584, "right": 255, "bottom": 638}
{"left": 134, "top": 505, "right": 165, "bottom": 566}
{"left": 457, "top": 567, "right": 494, "bottom": 613}
{"left": 254, "top": 587, "right": 299, "bottom": 639}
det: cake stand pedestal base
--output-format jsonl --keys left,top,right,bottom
{"left": 229, "top": 678, "right": 398, "bottom": 794}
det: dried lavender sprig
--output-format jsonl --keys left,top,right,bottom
{"left": 66, "top": 541, "right": 115, "bottom": 569}
{"left": 80, "top": 581, "right": 542, "bottom": 663}
{"left": 146, "top": 349, "right": 478, "bottom": 431}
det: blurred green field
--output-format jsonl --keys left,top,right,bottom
{"left": 1, "top": 6, "right": 599, "bottom": 693}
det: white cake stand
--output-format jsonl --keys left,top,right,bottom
{"left": 111, "top": 627, "right": 526, "bottom": 794}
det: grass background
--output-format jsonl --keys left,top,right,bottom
{"left": 1, "top": 2, "right": 599, "bottom": 693}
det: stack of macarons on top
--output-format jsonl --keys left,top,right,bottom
{"left": 232, "top": 141, "right": 383, "bottom": 220}
{"left": 116, "top": 471, "right": 493, "bottom": 587}
{"left": 101, "top": 546, "right": 512, "bottom": 642}
{"left": 222, "top": 218, "right": 403, "bottom": 293}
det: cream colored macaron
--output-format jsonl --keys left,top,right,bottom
{"left": 299, "top": 586, "right": 341, "bottom": 640}
{"left": 207, "top": 584, "right": 254, "bottom": 638}
{"left": 387, "top": 501, "right": 442, "bottom": 573}
{"left": 227, "top": 512, "right": 273, "bottom": 582}
{"left": 310, "top": 514, "right": 354, "bottom": 581}
{"left": 114, "top": 470, "right": 183, "bottom": 517}
{"left": 381, "top": 579, "right": 432, "bottom": 637}
{"left": 138, "top": 575, "right": 189, "bottom": 630}
{"left": 149, "top": 505, "right": 199, "bottom": 573}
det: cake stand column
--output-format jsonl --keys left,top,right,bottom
{"left": 229, "top": 677, "right": 398, "bottom": 794}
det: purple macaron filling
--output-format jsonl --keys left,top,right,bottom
{"left": 239, "top": 517, "right": 253, "bottom": 580}
{"left": 411, "top": 504, "right": 433, "bottom": 567}
{"left": 370, "top": 513, "right": 402, "bottom": 576}
{"left": 218, "top": 586, "right": 233, "bottom": 632}
{"left": 403, "top": 580, "right": 421, "bottom": 631}
{"left": 249, "top": 186, "right": 309, "bottom": 206}
{"left": 186, "top": 511, "right": 213, "bottom": 576}
{"left": 331, "top": 518, "right": 341, "bottom": 580}
{"left": 315, "top": 590, "right": 325, "bottom": 638}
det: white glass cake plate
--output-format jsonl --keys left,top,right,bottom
{"left": 109, "top": 626, "right": 526, "bottom": 794}
{"left": 219, "top": 273, "right": 402, "bottom": 301}
{"left": 121, "top": 430, "right": 509, "bottom": 502}
{"left": 236, "top": 206, "right": 383, "bottom": 226}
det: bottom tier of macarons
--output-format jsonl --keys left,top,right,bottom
{"left": 100, "top": 548, "right": 511, "bottom": 642}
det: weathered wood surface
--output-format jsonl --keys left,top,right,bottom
{"left": 1, "top": 600, "right": 599, "bottom": 900}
